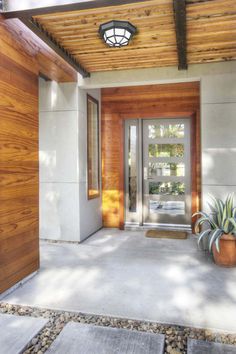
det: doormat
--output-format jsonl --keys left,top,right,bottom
{"left": 145, "top": 230, "right": 187, "bottom": 239}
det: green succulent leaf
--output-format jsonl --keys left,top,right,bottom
{"left": 216, "top": 199, "right": 224, "bottom": 225}
{"left": 233, "top": 208, "right": 236, "bottom": 218}
{"left": 215, "top": 234, "right": 222, "bottom": 253}
{"left": 192, "top": 211, "right": 209, "bottom": 218}
{"left": 194, "top": 216, "right": 216, "bottom": 234}
{"left": 197, "top": 229, "right": 211, "bottom": 249}
{"left": 209, "top": 229, "right": 223, "bottom": 252}
{"left": 228, "top": 194, "right": 234, "bottom": 217}
{"left": 222, "top": 203, "right": 228, "bottom": 225}
{"left": 228, "top": 217, "right": 236, "bottom": 231}
{"left": 208, "top": 194, "right": 224, "bottom": 219}
{"left": 192, "top": 194, "right": 235, "bottom": 248}
{"left": 223, "top": 218, "right": 230, "bottom": 234}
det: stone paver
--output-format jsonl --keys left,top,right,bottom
{"left": 188, "top": 338, "right": 236, "bottom": 354}
{"left": 0, "top": 313, "right": 48, "bottom": 354}
{"left": 46, "top": 322, "right": 165, "bottom": 354}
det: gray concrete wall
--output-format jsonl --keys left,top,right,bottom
{"left": 39, "top": 79, "right": 102, "bottom": 242}
{"left": 39, "top": 79, "right": 80, "bottom": 241}
{"left": 78, "top": 61, "right": 236, "bottom": 89}
{"left": 78, "top": 88, "right": 102, "bottom": 242}
{"left": 201, "top": 73, "right": 236, "bottom": 209}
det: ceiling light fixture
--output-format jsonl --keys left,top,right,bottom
{"left": 99, "top": 20, "right": 136, "bottom": 48}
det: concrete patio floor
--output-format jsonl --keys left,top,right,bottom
{"left": 3, "top": 229, "right": 236, "bottom": 332}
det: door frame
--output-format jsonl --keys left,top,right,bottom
{"left": 119, "top": 112, "right": 201, "bottom": 230}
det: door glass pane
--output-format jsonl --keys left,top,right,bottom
{"left": 150, "top": 200, "right": 185, "bottom": 215}
{"left": 149, "top": 144, "right": 184, "bottom": 158}
{"left": 87, "top": 95, "right": 100, "bottom": 199}
{"left": 128, "top": 126, "right": 137, "bottom": 212}
{"left": 149, "top": 181, "right": 185, "bottom": 195}
{"left": 148, "top": 162, "right": 185, "bottom": 177}
{"left": 148, "top": 124, "right": 184, "bottom": 139}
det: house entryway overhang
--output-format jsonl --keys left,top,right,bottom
{"left": 0, "top": 0, "right": 236, "bottom": 295}
{"left": 1, "top": 0, "right": 235, "bottom": 75}
{"left": 3, "top": 0, "right": 235, "bottom": 78}
{"left": 1, "top": 0, "right": 189, "bottom": 77}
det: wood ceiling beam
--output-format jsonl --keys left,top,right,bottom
{"left": 173, "top": 0, "right": 188, "bottom": 70}
{"left": 20, "top": 18, "right": 90, "bottom": 78}
{"left": 2, "top": 0, "right": 152, "bottom": 19}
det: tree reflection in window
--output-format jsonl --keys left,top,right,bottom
{"left": 148, "top": 162, "right": 185, "bottom": 177}
{"left": 149, "top": 144, "right": 184, "bottom": 158}
{"left": 128, "top": 126, "right": 137, "bottom": 212}
{"left": 87, "top": 95, "right": 100, "bottom": 199}
{"left": 149, "top": 182, "right": 185, "bottom": 195}
{"left": 148, "top": 124, "right": 184, "bottom": 139}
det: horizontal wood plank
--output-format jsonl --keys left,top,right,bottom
{"left": 26, "top": 0, "right": 236, "bottom": 72}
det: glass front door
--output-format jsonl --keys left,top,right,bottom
{"left": 125, "top": 118, "right": 192, "bottom": 229}
{"left": 142, "top": 119, "right": 191, "bottom": 227}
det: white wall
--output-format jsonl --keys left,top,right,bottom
{"left": 78, "top": 88, "right": 102, "bottom": 242}
{"left": 78, "top": 61, "right": 236, "bottom": 89}
{"left": 39, "top": 79, "right": 102, "bottom": 242}
{"left": 39, "top": 79, "right": 80, "bottom": 242}
{"left": 201, "top": 73, "right": 236, "bottom": 209}
{"left": 80, "top": 61, "right": 236, "bottom": 210}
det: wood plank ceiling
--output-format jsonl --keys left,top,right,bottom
{"left": 29, "top": 0, "right": 236, "bottom": 73}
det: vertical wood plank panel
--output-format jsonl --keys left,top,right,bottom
{"left": 0, "top": 18, "right": 39, "bottom": 294}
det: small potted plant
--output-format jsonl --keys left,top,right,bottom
{"left": 193, "top": 194, "right": 236, "bottom": 267}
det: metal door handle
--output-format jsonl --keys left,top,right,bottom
{"left": 144, "top": 167, "right": 148, "bottom": 180}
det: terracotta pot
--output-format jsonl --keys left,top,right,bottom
{"left": 212, "top": 234, "right": 236, "bottom": 267}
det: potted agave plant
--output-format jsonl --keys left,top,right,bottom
{"left": 193, "top": 194, "right": 236, "bottom": 267}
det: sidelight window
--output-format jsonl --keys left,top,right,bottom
{"left": 87, "top": 95, "right": 100, "bottom": 199}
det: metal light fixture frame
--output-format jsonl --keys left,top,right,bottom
{"left": 99, "top": 20, "right": 136, "bottom": 47}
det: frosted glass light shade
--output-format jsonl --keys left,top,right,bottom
{"left": 99, "top": 20, "right": 136, "bottom": 47}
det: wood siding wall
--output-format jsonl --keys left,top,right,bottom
{"left": 0, "top": 18, "right": 40, "bottom": 293}
{"left": 0, "top": 16, "right": 77, "bottom": 294}
{"left": 101, "top": 82, "right": 200, "bottom": 228}
{"left": 0, "top": 17, "right": 77, "bottom": 83}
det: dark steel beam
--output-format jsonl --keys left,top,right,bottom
{"left": 173, "top": 0, "right": 188, "bottom": 70}
{"left": 20, "top": 18, "right": 90, "bottom": 78}
{"left": 39, "top": 72, "right": 51, "bottom": 81}
{"left": 2, "top": 0, "right": 152, "bottom": 19}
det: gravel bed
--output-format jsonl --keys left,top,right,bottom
{"left": 1, "top": 302, "right": 236, "bottom": 354}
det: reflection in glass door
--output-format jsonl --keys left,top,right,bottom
{"left": 124, "top": 118, "right": 192, "bottom": 228}
{"left": 143, "top": 119, "right": 191, "bottom": 227}
{"left": 124, "top": 120, "right": 140, "bottom": 225}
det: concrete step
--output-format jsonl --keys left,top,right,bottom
{"left": 46, "top": 322, "right": 165, "bottom": 354}
{"left": 188, "top": 338, "right": 236, "bottom": 354}
{"left": 0, "top": 313, "right": 48, "bottom": 354}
